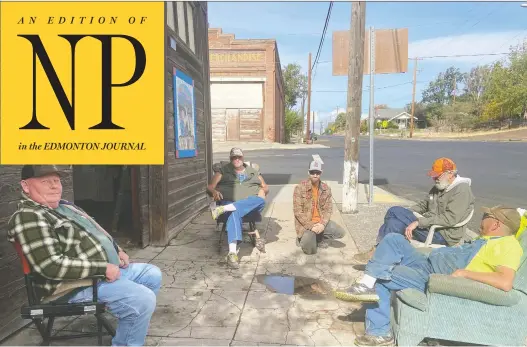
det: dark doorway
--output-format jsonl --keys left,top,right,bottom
{"left": 72, "top": 165, "right": 139, "bottom": 245}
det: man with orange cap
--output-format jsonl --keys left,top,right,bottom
{"left": 353, "top": 157, "right": 475, "bottom": 264}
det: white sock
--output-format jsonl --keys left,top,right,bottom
{"left": 223, "top": 204, "right": 237, "bottom": 212}
{"left": 229, "top": 242, "right": 237, "bottom": 253}
{"left": 358, "top": 274, "right": 377, "bottom": 288}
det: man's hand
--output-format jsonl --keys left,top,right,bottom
{"left": 212, "top": 190, "right": 223, "bottom": 201}
{"left": 312, "top": 223, "right": 325, "bottom": 234}
{"left": 105, "top": 264, "right": 121, "bottom": 282}
{"left": 118, "top": 251, "right": 130, "bottom": 268}
{"left": 405, "top": 221, "right": 419, "bottom": 240}
{"left": 258, "top": 188, "right": 266, "bottom": 199}
{"left": 451, "top": 269, "right": 467, "bottom": 278}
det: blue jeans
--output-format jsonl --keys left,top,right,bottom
{"left": 364, "top": 233, "right": 486, "bottom": 336}
{"left": 68, "top": 263, "right": 162, "bottom": 346}
{"left": 219, "top": 196, "right": 265, "bottom": 244}
{"left": 377, "top": 206, "right": 447, "bottom": 246}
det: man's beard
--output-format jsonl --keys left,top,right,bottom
{"left": 434, "top": 179, "right": 450, "bottom": 190}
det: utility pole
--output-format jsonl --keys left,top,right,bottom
{"left": 368, "top": 26, "right": 375, "bottom": 206}
{"left": 342, "top": 2, "right": 366, "bottom": 214}
{"left": 410, "top": 57, "right": 418, "bottom": 138}
{"left": 305, "top": 53, "right": 312, "bottom": 142}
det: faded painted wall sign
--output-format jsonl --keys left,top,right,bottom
{"left": 210, "top": 51, "right": 265, "bottom": 64}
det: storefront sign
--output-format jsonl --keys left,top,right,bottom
{"left": 210, "top": 51, "right": 265, "bottom": 64}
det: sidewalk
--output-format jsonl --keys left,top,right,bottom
{"left": 213, "top": 141, "right": 329, "bottom": 153}
{"left": 2, "top": 183, "right": 407, "bottom": 346}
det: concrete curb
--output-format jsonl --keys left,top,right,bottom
{"left": 213, "top": 143, "right": 330, "bottom": 154}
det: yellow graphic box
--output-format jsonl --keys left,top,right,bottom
{"left": 1, "top": 2, "right": 165, "bottom": 164}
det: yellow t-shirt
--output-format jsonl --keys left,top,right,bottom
{"left": 465, "top": 235, "right": 523, "bottom": 273}
{"left": 516, "top": 209, "right": 527, "bottom": 239}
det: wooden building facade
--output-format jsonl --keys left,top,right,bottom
{"left": 208, "top": 28, "right": 286, "bottom": 143}
{"left": 0, "top": 1, "right": 212, "bottom": 340}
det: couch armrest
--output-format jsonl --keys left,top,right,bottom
{"left": 428, "top": 274, "right": 520, "bottom": 306}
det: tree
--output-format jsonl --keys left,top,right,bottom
{"left": 284, "top": 109, "right": 303, "bottom": 143}
{"left": 282, "top": 63, "right": 307, "bottom": 110}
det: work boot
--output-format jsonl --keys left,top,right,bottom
{"left": 355, "top": 333, "right": 395, "bottom": 346}
{"left": 226, "top": 252, "right": 240, "bottom": 269}
{"left": 317, "top": 240, "right": 329, "bottom": 249}
{"left": 255, "top": 238, "right": 266, "bottom": 253}
{"left": 352, "top": 246, "right": 375, "bottom": 265}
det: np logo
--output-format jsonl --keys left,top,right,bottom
{"left": 20, "top": 34, "right": 146, "bottom": 131}
{"left": 0, "top": 2, "right": 165, "bottom": 165}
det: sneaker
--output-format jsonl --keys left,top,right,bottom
{"left": 334, "top": 283, "right": 379, "bottom": 302}
{"left": 352, "top": 247, "right": 375, "bottom": 265}
{"left": 226, "top": 252, "right": 240, "bottom": 269}
{"left": 355, "top": 333, "right": 395, "bottom": 346}
{"left": 255, "top": 238, "right": 266, "bottom": 253}
{"left": 317, "top": 240, "right": 329, "bottom": 249}
{"left": 211, "top": 206, "right": 225, "bottom": 220}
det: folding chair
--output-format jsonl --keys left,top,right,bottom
{"left": 216, "top": 209, "right": 262, "bottom": 252}
{"left": 13, "top": 241, "right": 115, "bottom": 346}
{"left": 411, "top": 208, "right": 475, "bottom": 248}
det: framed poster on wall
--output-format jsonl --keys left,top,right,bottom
{"left": 173, "top": 67, "right": 197, "bottom": 158}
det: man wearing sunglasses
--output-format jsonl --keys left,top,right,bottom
{"left": 293, "top": 160, "right": 344, "bottom": 254}
{"left": 334, "top": 205, "right": 523, "bottom": 346}
{"left": 353, "top": 157, "right": 475, "bottom": 264}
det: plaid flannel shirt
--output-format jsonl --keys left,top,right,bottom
{"left": 7, "top": 193, "right": 109, "bottom": 299}
{"left": 293, "top": 180, "right": 333, "bottom": 238}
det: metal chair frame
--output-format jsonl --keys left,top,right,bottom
{"left": 13, "top": 242, "right": 115, "bottom": 346}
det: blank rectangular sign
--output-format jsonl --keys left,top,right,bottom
{"left": 332, "top": 28, "right": 409, "bottom": 76}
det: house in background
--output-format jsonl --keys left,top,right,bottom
{"left": 375, "top": 108, "right": 418, "bottom": 129}
{"left": 208, "top": 28, "right": 285, "bottom": 143}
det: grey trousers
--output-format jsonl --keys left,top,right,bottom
{"left": 297, "top": 220, "right": 346, "bottom": 255}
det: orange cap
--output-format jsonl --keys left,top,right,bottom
{"left": 427, "top": 157, "right": 456, "bottom": 178}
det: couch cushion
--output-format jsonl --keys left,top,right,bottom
{"left": 396, "top": 288, "right": 428, "bottom": 311}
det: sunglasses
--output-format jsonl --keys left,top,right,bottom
{"left": 309, "top": 170, "right": 322, "bottom": 176}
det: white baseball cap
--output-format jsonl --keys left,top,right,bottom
{"left": 309, "top": 160, "right": 323, "bottom": 172}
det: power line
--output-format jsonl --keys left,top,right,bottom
{"left": 311, "top": 2, "right": 333, "bottom": 79}
{"left": 312, "top": 81, "right": 414, "bottom": 93}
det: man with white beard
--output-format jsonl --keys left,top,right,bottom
{"left": 353, "top": 157, "right": 475, "bottom": 265}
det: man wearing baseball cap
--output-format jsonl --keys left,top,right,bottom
{"left": 207, "top": 147, "right": 269, "bottom": 268}
{"left": 292, "top": 160, "right": 345, "bottom": 254}
{"left": 335, "top": 205, "right": 523, "bottom": 346}
{"left": 353, "top": 157, "right": 475, "bottom": 264}
{"left": 7, "top": 165, "right": 162, "bottom": 346}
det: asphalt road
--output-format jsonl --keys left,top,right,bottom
{"left": 214, "top": 135, "right": 527, "bottom": 231}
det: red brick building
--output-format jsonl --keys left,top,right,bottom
{"left": 208, "top": 28, "right": 285, "bottom": 143}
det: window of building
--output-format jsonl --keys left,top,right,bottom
{"left": 166, "top": 1, "right": 176, "bottom": 31}
{"left": 166, "top": 1, "right": 197, "bottom": 55}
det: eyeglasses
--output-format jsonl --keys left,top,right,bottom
{"left": 309, "top": 171, "right": 321, "bottom": 176}
{"left": 230, "top": 156, "right": 243, "bottom": 161}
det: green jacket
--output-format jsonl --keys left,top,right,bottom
{"left": 410, "top": 176, "right": 475, "bottom": 246}
{"left": 216, "top": 162, "right": 262, "bottom": 202}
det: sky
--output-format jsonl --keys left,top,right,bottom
{"left": 207, "top": 1, "right": 527, "bottom": 131}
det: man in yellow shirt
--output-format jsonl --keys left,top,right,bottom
{"left": 334, "top": 205, "right": 523, "bottom": 346}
